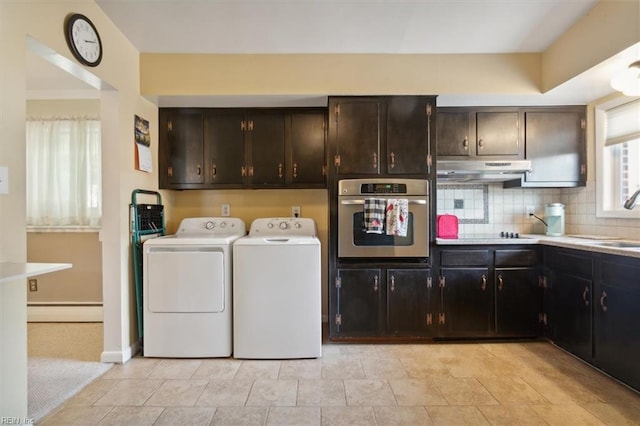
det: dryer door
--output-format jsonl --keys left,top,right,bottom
{"left": 147, "top": 248, "right": 225, "bottom": 313}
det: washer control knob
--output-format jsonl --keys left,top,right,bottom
{"left": 279, "top": 221, "right": 288, "bottom": 230}
{"left": 295, "top": 222, "right": 301, "bottom": 228}
{"left": 219, "top": 221, "right": 227, "bottom": 228}
{"left": 267, "top": 222, "right": 274, "bottom": 229}
{"left": 205, "top": 221, "right": 215, "bottom": 230}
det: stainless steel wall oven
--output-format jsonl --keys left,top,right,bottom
{"left": 337, "top": 178, "right": 429, "bottom": 258}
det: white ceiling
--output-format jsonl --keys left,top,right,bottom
{"left": 27, "top": 0, "right": 639, "bottom": 106}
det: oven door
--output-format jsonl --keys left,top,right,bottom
{"left": 338, "top": 196, "right": 429, "bottom": 258}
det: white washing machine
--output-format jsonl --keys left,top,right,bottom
{"left": 233, "top": 217, "right": 322, "bottom": 359}
{"left": 143, "top": 217, "right": 246, "bottom": 357}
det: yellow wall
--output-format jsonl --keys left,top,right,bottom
{"left": 27, "top": 232, "right": 102, "bottom": 302}
{"left": 141, "top": 53, "right": 542, "bottom": 96}
{"left": 171, "top": 189, "right": 329, "bottom": 315}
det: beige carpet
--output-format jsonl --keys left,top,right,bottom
{"left": 27, "top": 323, "right": 112, "bottom": 422}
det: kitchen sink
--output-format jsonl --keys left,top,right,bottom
{"left": 591, "top": 241, "right": 640, "bottom": 249}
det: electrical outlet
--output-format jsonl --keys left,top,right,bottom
{"left": 525, "top": 205, "right": 535, "bottom": 216}
{"left": 29, "top": 279, "right": 38, "bottom": 292}
{"left": 292, "top": 206, "right": 301, "bottom": 218}
{"left": 221, "top": 204, "right": 230, "bottom": 217}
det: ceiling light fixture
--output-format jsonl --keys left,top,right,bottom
{"left": 611, "top": 60, "right": 640, "bottom": 96}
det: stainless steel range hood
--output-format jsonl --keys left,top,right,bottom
{"left": 437, "top": 160, "right": 532, "bottom": 183}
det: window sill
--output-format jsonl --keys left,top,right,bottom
{"left": 27, "top": 226, "right": 101, "bottom": 233}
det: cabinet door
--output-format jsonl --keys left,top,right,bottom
{"left": 594, "top": 256, "right": 640, "bottom": 390}
{"left": 476, "top": 111, "right": 521, "bottom": 157}
{"left": 440, "top": 268, "right": 492, "bottom": 337}
{"left": 545, "top": 248, "right": 594, "bottom": 359}
{"left": 289, "top": 111, "right": 326, "bottom": 185}
{"left": 495, "top": 268, "right": 541, "bottom": 337}
{"left": 436, "top": 110, "right": 471, "bottom": 157}
{"left": 162, "top": 109, "right": 205, "bottom": 185}
{"left": 207, "top": 110, "right": 246, "bottom": 185}
{"left": 386, "top": 97, "right": 431, "bottom": 174}
{"left": 333, "top": 269, "right": 382, "bottom": 337}
{"left": 249, "top": 111, "right": 286, "bottom": 186}
{"left": 387, "top": 269, "right": 433, "bottom": 336}
{"left": 330, "top": 98, "right": 381, "bottom": 175}
{"left": 549, "top": 271, "right": 593, "bottom": 360}
{"left": 523, "top": 110, "right": 586, "bottom": 186}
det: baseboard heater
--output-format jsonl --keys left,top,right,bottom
{"left": 27, "top": 302, "right": 103, "bottom": 322}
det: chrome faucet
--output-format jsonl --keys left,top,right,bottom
{"left": 624, "top": 188, "right": 640, "bottom": 209}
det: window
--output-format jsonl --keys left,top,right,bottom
{"left": 26, "top": 116, "right": 102, "bottom": 228}
{"left": 596, "top": 98, "right": 640, "bottom": 218}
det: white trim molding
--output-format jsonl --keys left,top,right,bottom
{"left": 27, "top": 303, "right": 103, "bottom": 322}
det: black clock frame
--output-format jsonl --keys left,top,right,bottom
{"left": 64, "top": 13, "right": 103, "bottom": 67}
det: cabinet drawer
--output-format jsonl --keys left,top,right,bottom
{"left": 548, "top": 250, "right": 593, "bottom": 278}
{"left": 495, "top": 249, "right": 538, "bottom": 267}
{"left": 600, "top": 257, "right": 640, "bottom": 289}
{"left": 440, "top": 250, "right": 489, "bottom": 267}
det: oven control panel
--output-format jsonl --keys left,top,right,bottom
{"left": 360, "top": 183, "right": 408, "bottom": 194}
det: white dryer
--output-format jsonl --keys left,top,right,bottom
{"left": 143, "top": 217, "right": 245, "bottom": 357}
{"left": 233, "top": 217, "right": 321, "bottom": 359}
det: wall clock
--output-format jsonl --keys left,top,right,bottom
{"left": 64, "top": 13, "right": 102, "bottom": 67}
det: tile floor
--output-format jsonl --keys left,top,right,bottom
{"left": 39, "top": 341, "right": 640, "bottom": 425}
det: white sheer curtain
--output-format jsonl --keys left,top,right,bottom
{"left": 26, "top": 116, "right": 102, "bottom": 227}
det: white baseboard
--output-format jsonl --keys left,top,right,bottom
{"left": 27, "top": 304, "right": 103, "bottom": 322}
{"left": 101, "top": 340, "right": 138, "bottom": 364}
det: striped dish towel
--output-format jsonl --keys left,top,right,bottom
{"left": 363, "top": 198, "right": 386, "bottom": 234}
{"left": 386, "top": 199, "right": 409, "bottom": 237}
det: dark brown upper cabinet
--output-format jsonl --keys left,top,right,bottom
{"left": 159, "top": 109, "right": 206, "bottom": 188}
{"left": 159, "top": 107, "right": 326, "bottom": 190}
{"left": 437, "top": 108, "right": 523, "bottom": 159}
{"left": 507, "top": 107, "right": 587, "bottom": 188}
{"left": 328, "top": 96, "right": 436, "bottom": 177}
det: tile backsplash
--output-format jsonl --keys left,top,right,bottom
{"left": 437, "top": 182, "right": 640, "bottom": 239}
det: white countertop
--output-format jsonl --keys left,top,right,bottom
{"left": 0, "top": 262, "right": 72, "bottom": 284}
{"left": 437, "top": 235, "right": 640, "bottom": 259}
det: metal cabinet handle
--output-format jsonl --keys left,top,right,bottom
{"left": 372, "top": 152, "right": 378, "bottom": 169}
{"left": 278, "top": 163, "right": 283, "bottom": 179}
{"left": 389, "top": 152, "right": 395, "bottom": 169}
{"left": 481, "top": 274, "right": 487, "bottom": 291}
{"left": 497, "top": 274, "right": 503, "bottom": 291}
{"left": 390, "top": 275, "right": 395, "bottom": 292}
{"left": 241, "top": 166, "right": 247, "bottom": 177}
{"left": 478, "top": 138, "right": 484, "bottom": 149}
{"left": 293, "top": 163, "right": 298, "bottom": 178}
{"left": 196, "top": 164, "right": 202, "bottom": 175}
{"left": 373, "top": 275, "right": 379, "bottom": 292}
{"left": 249, "top": 166, "right": 254, "bottom": 177}
{"left": 583, "top": 286, "right": 590, "bottom": 306}
{"left": 168, "top": 166, "right": 173, "bottom": 177}
{"left": 600, "top": 291, "right": 608, "bottom": 312}
{"left": 212, "top": 164, "right": 217, "bottom": 179}
{"left": 463, "top": 137, "right": 469, "bottom": 150}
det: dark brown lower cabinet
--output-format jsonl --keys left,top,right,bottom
{"left": 545, "top": 247, "right": 640, "bottom": 392}
{"left": 437, "top": 247, "right": 541, "bottom": 339}
{"left": 544, "top": 247, "right": 593, "bottom": 361}
{"left": 594, "top": 254, "right": 640, "bottom": 391}
{"left": 330, "top": 267, "right": 434, "bottom": 339}
{"left": 387, "top": 269, "right": 433, "bottom": 336}
{"left": 331, "top": 269, "right": 382, "bottom": 338}
{"left": 495, "top": 267, "right": 541, "bottom": 337}
{"left": 439, "top": 267, "right": 492, "bottom": 337}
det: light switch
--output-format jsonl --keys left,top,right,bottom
{"left": 0, "top": 166, "right": 8, "bottom": 194}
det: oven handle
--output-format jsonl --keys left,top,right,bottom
{"left": 340, "top": 199, "right": 427, "bottom": 205}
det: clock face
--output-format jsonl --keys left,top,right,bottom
{"left": 65, "top": 14, "right": 102, "bottom": 67}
